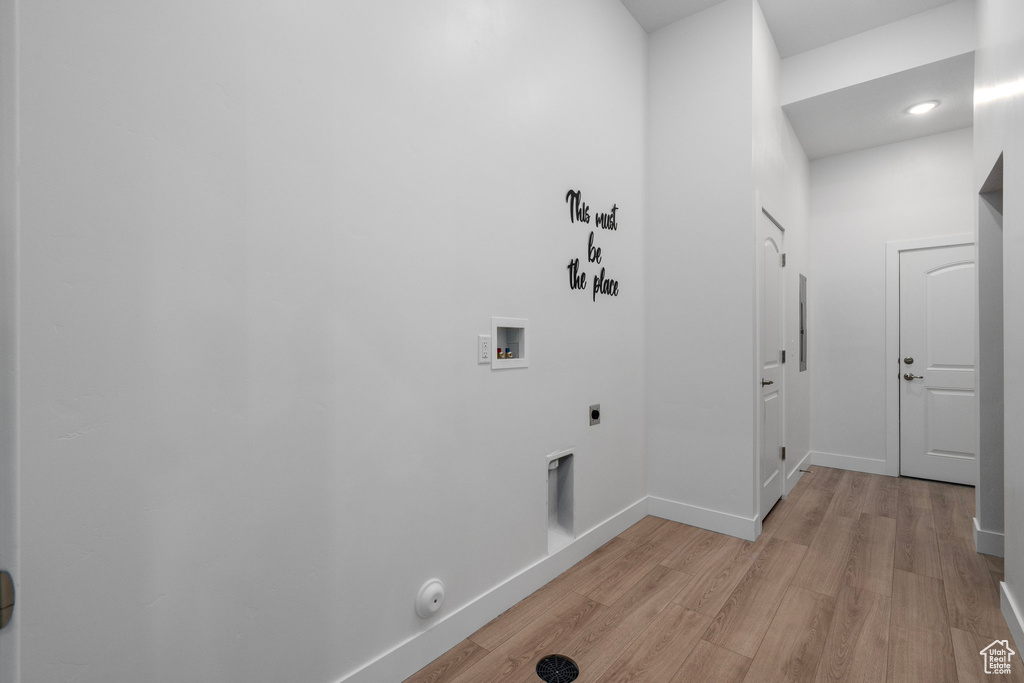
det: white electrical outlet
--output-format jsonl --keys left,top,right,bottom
{"left": 478, "top": 335, "right": 491, "bottom": 364}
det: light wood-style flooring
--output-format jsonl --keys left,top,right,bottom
{"left": 406, "top": 466, "right": 1020, "bottom": 683}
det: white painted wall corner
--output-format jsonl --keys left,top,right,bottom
{"left": 787, "top": 450, "right": 812, "bottom": 491}
{"left": 974, "top": 517, "right": 1005, "bottom": 557}
{"left": 1001, "top": 582, "right": 1024, "bottom": 653}
{"left": 647, "top": 496, "right": 758, "bottom": 542}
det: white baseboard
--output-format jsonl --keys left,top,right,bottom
{"left": 1001, "top": 582, "right": 1024, "bottom": 652}
{"left": 338, "top": 497, "right": 649, "bottom": 683}
{"left": 810, "top": 451, "right": 888, "bottom": 476}
{"left": 974, "top": 517, "right": 1005, "bottom": 557}
{"left": 647, "top": 496, "right": 758, "bottom": 541}
{"left": 786, "top": 451, "right": 811, "bottom": 493}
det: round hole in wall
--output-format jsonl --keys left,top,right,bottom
{"left": 591, "top": 409, "right": 600, "bottom": 421}
{"left": 536, "top": 655, "right": 579, "bottom": 683}
{"left": 414, "top": 579, "right": 445, "bottom": 618}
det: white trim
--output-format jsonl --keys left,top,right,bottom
{"left": 810, "top": 450, "right": 888, "bottom": 475}
{"left": 753, "top": 193, "right": 765, "bottom": 545}
{"left": 974, "top": 517, "right": 1005, "bottom": 557}
{"left": 761, "top": 207, "right": 787, "bottom": 232}
{"left": 975, "top": 190, "right": 1005, "bottom": 562}
{"left": 885, "top": 234, "right": 974, "bottom": 478}
{"left": 337, "top": 498, "right": 648, "bottom": 683}
{"left": 1001, "top": 582, "right": 1024, "bottom": 652}
{"left": 754, "top": 200, "right": 787, "bottom": 524}
{"left": 545, "top": 447, "right": 574, "bottom": 465}
{"left": 648, "top": 496, "right": 759, "bottom": 542}
{"left": 786, "top": 450, "right": 812, "bottom": 493}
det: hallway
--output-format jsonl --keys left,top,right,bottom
{"left": 408, "top": 467, "right": 1018, "bottom": 683}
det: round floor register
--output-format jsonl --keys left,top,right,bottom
{"left": 535, "top": 654, "right": 579, "bottom": 683}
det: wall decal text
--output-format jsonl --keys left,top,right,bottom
{"left": 564, "top": 189, "right": 620, "bottom": 302}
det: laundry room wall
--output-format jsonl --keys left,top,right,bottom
{"left": 8, "top": 1, "right": 648, "bottom": 681}
{"left": 0, "top": 0, "right": 18, "bottom": 679}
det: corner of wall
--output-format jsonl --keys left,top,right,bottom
{"left": 974, "top": 517, "right": 1005, "bottom": 557}
{"left": 645, "top": 0, "right": 759, "bottom": 526}
{"left": 752, "top": 0, "right": 812, "bottom": 497}
{"left": 1001, "top": 582, "right": 1024, "bottom": 652}
{"left": 975, "top": 0, "right": 1024, "bottom": 627}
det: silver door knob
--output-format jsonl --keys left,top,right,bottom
{"left": 903, "top": 356, "right": 914, "bottom": 365}
{"left": 903, "top": 373, "right": 924, "bottom": 381}
{"left": 761, "top": 379, "right": 774, "bottom": 386}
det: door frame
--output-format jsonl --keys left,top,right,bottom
{"left": 884, "top": 233, "right": 974, "bottom": 478}
{"left": 755, "top": 205, "right": 786, "bottom": 531}
{"left": 975, "top": 155, "right": 1004, "bottom": 556}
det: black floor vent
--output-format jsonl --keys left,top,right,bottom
{"left": 535, "top": 654, "right": 579, "bottom": 683}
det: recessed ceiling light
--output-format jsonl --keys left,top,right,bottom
{"left": 907, "top": 101, "right": 939, "bottom": 115}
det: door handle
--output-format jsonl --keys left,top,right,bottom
{"left": 903, "top": 373, "right": 924, "bottom": 381}
{"left": 761, "top": 379, "right": 774, "bottom": 386}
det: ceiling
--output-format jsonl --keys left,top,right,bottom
{"left": 618, "top": 0, "right": 973, "bottom": 159}
{"left": 618, "top": 0, "right": 957, "bottom": 57}
{"left": 783, "top": 53, "right": 974, "bottom": 159}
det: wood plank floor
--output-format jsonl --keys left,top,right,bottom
{"left": 406, "top": 467, "right": 1021, "bottom": 683}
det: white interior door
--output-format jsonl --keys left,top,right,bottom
{"left": 899, "top": 243, "right": 977, "bottom": 484}
{"left": 759, "top": 212, "right": 784, "bottom": 521}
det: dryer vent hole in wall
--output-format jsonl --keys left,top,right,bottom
{"left": 536, "top": 655, "right": 579, "bottom": 683}
{"left": 547, "top": 452, "right": 574, "bottom": 554}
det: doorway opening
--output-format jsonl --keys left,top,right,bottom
{"left": 757, "top": 207, "right": 786, "bottom": 527}
{"left": 885, "top": 233, "right": 975, "bottom": 480}
{"left": 898, "top": 242, "right": 976, "bottom": 484}
{"left": 976, "top": 153, "right": 1004, "bottom": 556}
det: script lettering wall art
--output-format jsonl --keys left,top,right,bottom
{"left": 564, "top": 189, "right": 621, "bottom": 302}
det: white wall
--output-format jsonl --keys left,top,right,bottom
{"left": 809, "top": 128, "right": 975, "bottom": 471}
{"left": 644, "top": 0, "right": 810, "bottom": 536}
{"left": 975, "top": 0, "right": 1024, "bottom": 650}
{"left": 646, "top": 0, "right": 758, "bottom": 535}
{"left": 0, "top": 0, "right": 19, "bottom": 680}
{"left": 752, "top": 0, "right": 812, "bottom": 492}
{"left": 10, "top": 2, "right": 648, "bottom": 681}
